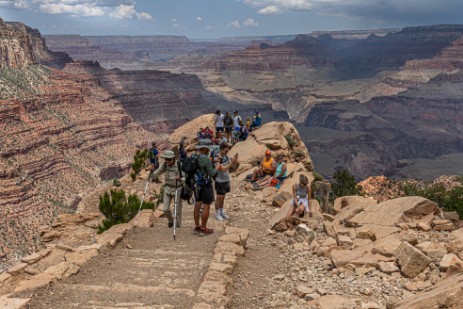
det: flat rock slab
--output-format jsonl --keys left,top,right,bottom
{"left": 0, "top": 296, "right": 30, "bottom": 309}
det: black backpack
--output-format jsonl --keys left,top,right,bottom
{"left": 182, "top": 154, "right": 200, "bottom": 176}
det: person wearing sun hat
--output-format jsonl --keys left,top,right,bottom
{"left": 251, "top": 149, "right": 276, "bottom": 182}
{"left": 193, "top": 142, "right": 218, "bottom": 235}
{"left": 150, "top": 149, "right": 185, "bottom": 228}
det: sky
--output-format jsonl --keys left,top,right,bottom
{"left": 1, "top": 0, "right": 463, "bottom": 39}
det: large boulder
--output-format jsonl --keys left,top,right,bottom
{"left": 395, "top": 241, "right": 432, "bottom": 278}
{"left": 333, "top": 196, "right": 377, "bottom": 214}
{"left": 348, "top": 196, "right": 438, "bottom": 227}
{"left": 228, "top": 122, "right": 312, "bottom": 170}
{"left": 169, "top": 114, "right": 215, "bottom": 147}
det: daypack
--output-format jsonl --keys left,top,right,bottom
{"left": 224, "top": 115, "right": 233, "bottom": 127}
{"left": 181, "top": 154, "right": 200, "bottom": 176}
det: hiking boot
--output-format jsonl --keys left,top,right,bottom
{"left": 215, "top": 213, "right": 224, "bottom": 221}
{"left": 168, "top": 222, "right": 174, "bottom": 228}
{"left": 193, "top": 226, "right": 201, "bottom": 235}
{"left": 221, "top": 212, "right": 230, "bottom": 220}
{"left": 200, "top": 227, "right": 214, "bottom": 235}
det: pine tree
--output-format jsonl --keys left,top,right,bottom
{"left": 331, "top": 169, "right": 362, "bottom": 200}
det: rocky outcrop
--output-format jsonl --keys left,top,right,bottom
{"left": 0, "top": 18, "right": 36, "bottom": 69}
{"left": 7, "top": 22, "right": 72, "bottom": 69}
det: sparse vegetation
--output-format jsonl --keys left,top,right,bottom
{"left": 98, "top": 188, "right": 154, "bottom": 233}
{"left": 285, "top": 133, "right": 296, "bottom": 148}
{"left": 112, "top": 179, "right": 121, "bottom": 187}
{"left": 130, "top": 149, "right": 148, "bottom": 181}
{"left": 330, "top": 168, "right": 363, "bottom": 201}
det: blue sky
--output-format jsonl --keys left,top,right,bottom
{"left": 1, "top": 0, "right": 463, "bottom": 39}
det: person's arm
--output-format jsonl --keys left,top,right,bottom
{"left": 150, "top": 162, "right": 165, "bottom": 180}
{"left": 217, "top": 156, "right": 237, "bottom": 172}
{"left": 307, "top": 183, "right": 312, "bottom": 200}
{"left": 292, "top": 184, "right": 297, "bottom": 201}
{"left": 271, "top": 159, "right": 277, "bottom": 172}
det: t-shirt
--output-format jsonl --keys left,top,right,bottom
{"left": 215, "top": 155, "right": 230, "bottom": 183}
{"left": 215, "top": 114, "right": 224, "bottom": 128}
{"left": 233, "top": 115, "right": 241, "bottom": 128}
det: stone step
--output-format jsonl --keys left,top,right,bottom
{"left": 38, "top": 283, "right": 196, "bottom": 308}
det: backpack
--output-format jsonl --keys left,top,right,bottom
{"left": 181, "top": 154, "right": 200, "bottom": 176}
{"left": 224, "top": 115, "right": 233, "bottom": 127}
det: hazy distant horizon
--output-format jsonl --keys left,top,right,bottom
{"left": 1, "top": 0, "right": 463, "bottom": 39}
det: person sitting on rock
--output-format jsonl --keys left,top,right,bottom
{"left": 254, "top": 154, "right": 287, "bottom": 190}
{"left": 150, "top": 150, "right": 185, "bottom": 228}
{"left": 197, "top": 128, "right": 206, "bottom": 140}
{"left": 239, "top": 125, "right": 249, "bottom": 141}
{"left": 250, "top": 112, "right": 262, "bottom": 131}
{"left": 287, "top": 174, "right": 311, "bottom": 218}
{"left": 203, "top": 127, "right": 213, "bottom": 140}
{"left": 251, "top": 149, "right": 276, "bottom": 183}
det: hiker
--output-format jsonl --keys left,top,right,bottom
{"left": 254, "top": 154, "right": 287, "bottom": 190}
{"left": 197, "top": 128, "right": 206, "bottom": 140}
{"left": 150, "top": 150, "right": 184, "bottom": 228}
{"left": 287, "top": 174, "right": 311, "bottom": 218}
{"left": 179, "top": 137, "right": 187, "bottom": 163}
{"left": 218, "top": 131, "right": 228, "bottom": 145}
{"left": 245, "top": 117, "right": 251, "bottom": 130}
{"left": 251, "top": 149, "right": 276, "bottom": 182}
{"left": 250, "top": 112, "right": 262, "bottom": 131}
{"left": 214, "top": 143, "right": 238, "bottom": 221}
{"left": 233, "top": 110, "right": 242, "bottom": 132}
{"left": 148, "top": 142, "right": 159, "bottom": 170}
{"left": 203, "top": 127, "right": 213, "bottom": 140}
{"left": 215, "top": 110, "right": 225, "bottom": 138}
{"left": 224, "top": 111, "right": 233, "bottom": 142}
{"left": 231, "top": 128, "right": 240, "bottom": 145}
{"left": 193, "top": 143, "right": 218, "bottom": 235}
{"left": 148, "top": 142, "right": 160, "bottom": 182}
{"left": 239, "top": 125, "right": 249, "bottom": 141}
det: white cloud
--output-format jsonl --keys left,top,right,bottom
{"left": 40, "top": 3, "right": 105, "bottom": 16}
{"left": 0, "top": 0, "right": 31, "bottom": 9}
{"left": 258, "top": 5, "right": 281, "bottom": 14}
{"left": 110, "top": 4, "right": 152, "bottom": 20}
{"left": 243, "top": 0, "right": 314, "bottom": 12}
{"left": 196, "top": 16, "right": 203, "bottom": 21}
{"left": 243, "top": 18, "right": 259, "bottom": 27}
{"left": 229, "top": 20, "right": 241, "bottom": 28}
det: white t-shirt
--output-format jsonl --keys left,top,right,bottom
{"left": 233, "top": 115, "right": 241, "bottom": 128}
{"left": 215, "top": 114, "right": 224, "bottom": 128}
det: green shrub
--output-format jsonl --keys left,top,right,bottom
{"left": 112, "top": 179, "right": 121, "bottom": 187}
{"left": 130, "top": 149, "right": 148, "bottom": 181}
{"left": 97, "top": 188, "right": 154, "bottom": 233}
{"left": 285, "top": 134, "right": 296, "bottom": 148}
{"left": 330, "top": 169, "right": 362, "bottom": 201}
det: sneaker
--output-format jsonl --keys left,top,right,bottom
{"left": 200, "top": 227, "right": 214, "bottom": 235}
{"left": 215, "top": 213, "right": 224, "bottom": 221}
{"left": 193, "top": 226, "right": 201, "bottom": 235}
{"left": 168, "top": 222, "right": 174, "bottom": 228}
{"left": 221, "top": 212, "right": 230, "bottom": 220}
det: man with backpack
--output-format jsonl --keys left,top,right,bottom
{"left": 193, "top": 143, "right": 218, "bottom": 235}
{"left": 214, "top": 143, "right": 238, "bottom": 221}
{"left": 223, "top": 111, "right": 233, "bottom": 143}
{"left": 150, "top": 150, "right": 184, "bottom": 228}
{"left": 148, "top": 142, "right": 160, "bottom": 183}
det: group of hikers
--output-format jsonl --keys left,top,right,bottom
{"left": 144, "top": 110, "right": 311, "bottom": 236}
{"left": 197, "top": 110, "right": 262, "bottom": 145}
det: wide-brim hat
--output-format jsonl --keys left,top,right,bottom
{"left": 195, "top": 144, "right": 211, "bottom": 150}
{"left": 161, "top": 150, "right": 175, "bottom": 159}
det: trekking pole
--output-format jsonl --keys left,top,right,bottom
{"left": 173, "top": 178, "right": 178, "bottom": 240}
{"left": 134, "top": 174, "right": 151, "bottom": 227}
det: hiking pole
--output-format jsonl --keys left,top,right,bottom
{"left": 134, "top": 174, "right": 151, "bottom": 227}
{"left": 173, "top": 178, "right": 178, "bottom": 240}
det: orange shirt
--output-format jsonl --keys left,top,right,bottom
{"left": 261, "top": 157, "right": 276, "bottom": 174}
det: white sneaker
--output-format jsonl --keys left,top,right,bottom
{"left": 215, "top": 213, "right": 224, "bottom": 221}
{"left": 221, "top": 212, "right": 230, "bottom": 220}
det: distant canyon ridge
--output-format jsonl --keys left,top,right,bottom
{"left": 44, "top": 26, "right": 463, "bottom": 180}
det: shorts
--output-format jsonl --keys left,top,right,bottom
{"left": 195, "top": 184, "right": 214, "bottom": 204}
{"left": 225, "top": 127, "right": 232, "bottom": 133}
{"left": 216, "top": 127, "right": 224, "bottom": 132}
{"left": 215, "top": 181, "right": 230, "bottom": 196}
